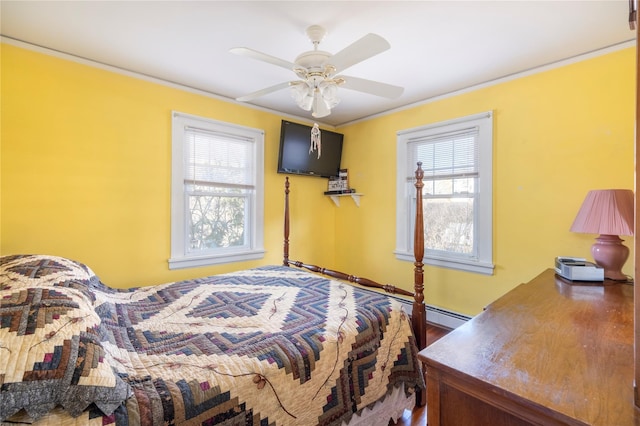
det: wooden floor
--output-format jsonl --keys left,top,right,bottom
{"left": 391, "top": 323, "right": 452, "bottom": 426}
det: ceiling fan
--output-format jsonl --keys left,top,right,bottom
{"left": 230, "top": 25, "right": 404, "bottom": 118}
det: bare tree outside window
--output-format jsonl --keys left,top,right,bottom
{"left": 188, "top": 193, "right": 245, "bottom": 250}
{"left": 423, "top": 176, "right": 475, "bottom": 255}
{"left": 424, "top": 197, "right": 474, "bottom": 254}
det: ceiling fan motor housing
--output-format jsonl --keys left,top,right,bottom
{"left": 295, "top": 51, "right": 332, "bottom": 70}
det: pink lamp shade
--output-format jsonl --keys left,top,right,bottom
{"left": 570, "top": 189, "right": 634, "bottom": 281}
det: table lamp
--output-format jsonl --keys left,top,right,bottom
{"left": 570, "top": 189, "right": 634, "bottom": 281}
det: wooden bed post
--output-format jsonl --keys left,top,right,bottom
{"left": 283, "top": 177, "right": 290, "bottom": 266}
{"left": 411, "top": 162, "right": 427, "bottom": 351}
{"left": 412, "top": 162, "right": 427, "bottom": 407}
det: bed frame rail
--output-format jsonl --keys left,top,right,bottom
{"left": 285, "top": 259, "right": 414, "bottom": 298}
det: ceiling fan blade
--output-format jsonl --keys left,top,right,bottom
{"left": 236, "top": 81, "right": 292, "bottom": 102}
{"left": 230, "top": 47, "right": 296, "bottom": 71}
{"left": 339, "top": 75, "right": 404, "bottom": 99}
{"left": 325, "top": 33, "right": 390, "bottom": 73}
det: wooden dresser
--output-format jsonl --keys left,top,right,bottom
{"left": 418, "top": 269, "right": 639, "bottom": 425}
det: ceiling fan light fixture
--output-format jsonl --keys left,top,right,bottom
{"left": 320, "top": 81, "right": 340, "bottom": 108}
{"left": 311, "top": 88, "right": 331, "bottom": 118}
{"left": 290, "top": 82, "right": 313, "bottom": 111}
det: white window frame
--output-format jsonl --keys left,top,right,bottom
{"left": 169, "top": 111, "right": 264, "bottom": 269}
{"left": 395, "top": 111, "right": 494, "bottom": 275}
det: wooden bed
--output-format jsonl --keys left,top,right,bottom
{"left": 0, "top": 165, "right": 427, "bottom": 426}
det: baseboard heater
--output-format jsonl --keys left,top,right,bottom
{"left": 394, "top": 296, "right": 472, "bottom": 330}
{"left": 348, "top": 283, "right": 472, "bottom": 329}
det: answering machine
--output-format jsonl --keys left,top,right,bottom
{"left": 555, "top": 257, "right": 604, "bottom": 282}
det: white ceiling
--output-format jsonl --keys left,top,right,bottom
{"left": 1, "top": 1, "right": 636, "bottom": 127}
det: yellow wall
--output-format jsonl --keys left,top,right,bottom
{"left": 1, "top": 43, "right": 337, "bottom": 287}
{"left": 338, "top": 47, "right": 636, "bottom": 315}
{"left": 1, "top": 43, "right": 635, "bottom": 317}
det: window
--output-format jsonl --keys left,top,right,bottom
{"left": 395, "top": 111, "right": 494, "bottom": 275}
{"left": 170, "top": 111, "right": 264, "bottom": 269}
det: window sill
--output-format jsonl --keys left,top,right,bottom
{"left": 394, "top": 251, "right": 494, "bottom": 275}
{"left": 169, "top": 249, "right": 265, "bottom": 270}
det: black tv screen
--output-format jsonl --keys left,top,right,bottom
{"left": 277, "top": 120, "right": 343, "bottom": 178}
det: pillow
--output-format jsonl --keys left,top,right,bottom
{"left": 0, "top": 255, "right": 104, "bottom": 302}
{"left": 0, "top": 283, "right": 131, "bottom": 420}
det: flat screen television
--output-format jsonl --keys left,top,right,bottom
{"left": 277, "top": 120, "right": 344, "bottom": 178}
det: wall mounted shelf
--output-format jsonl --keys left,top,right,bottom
{"left": 326, "top": 193, "right": 363, "bottom": 207}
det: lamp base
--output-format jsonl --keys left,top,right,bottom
{"left": 591, "top": 234, "right": 629, "bottom": 281}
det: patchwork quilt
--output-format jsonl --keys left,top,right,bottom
{"left": 0, "top": 255, "right": 424, "bottom": 425}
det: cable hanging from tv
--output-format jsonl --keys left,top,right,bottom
{"left": 310, "top": 123, "right": 321, "bottom": 159}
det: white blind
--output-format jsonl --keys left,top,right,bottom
{"left": 184, "top": 126, "right": 254, "bottom": 189}
{"left": 408, "top": 127, "right": 478, "bottom": 180}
